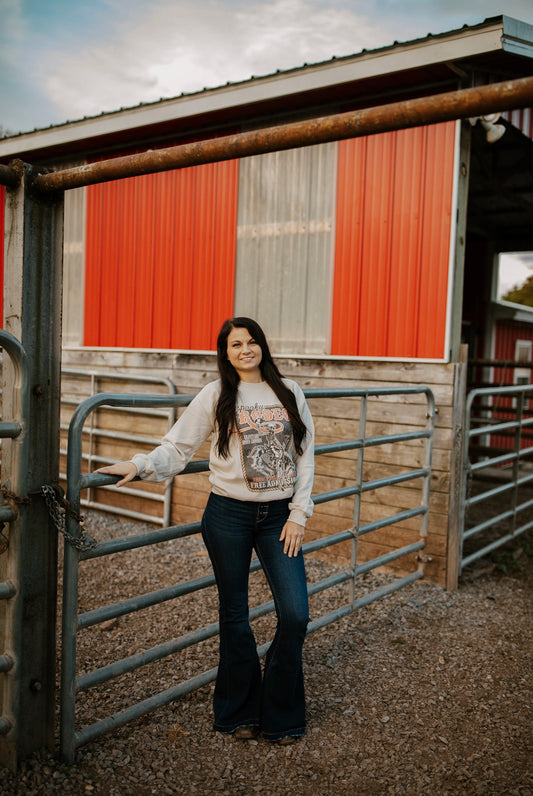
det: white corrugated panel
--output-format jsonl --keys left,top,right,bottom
{"left": 235, "top": 143, "right": 337, "bottom": 354}
{"left": 63, "top": 186, "right": 87, "bottom": 346}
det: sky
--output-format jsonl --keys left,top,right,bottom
{"left": 1, "top": 0, "right": 533, "bottom": 137}
{"left": 498, "top": 253, "right": 533, "bottom": 299}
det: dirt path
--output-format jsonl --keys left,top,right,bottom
{"left": 1, "top": 518, "right": 531, "bottom": 795}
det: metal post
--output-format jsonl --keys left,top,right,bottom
{"left": 1, "top": 163, "right": 64, "bottom": 768}
{"left": 512, "top": 391, "right": 525, "bottom": 533}
{"left": 350, "top": 394, "right": 366, "bottom": 606}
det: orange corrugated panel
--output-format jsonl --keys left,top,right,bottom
{"left": 170, "top": 168, "right": 195, "bottom": 347}
{"left": 416, "top": 123, "right": 456, "bottom": 358}
{"left": 331, "top": 122, "right": 456, "bottom": 358}
{"left": 0, "top": 186, "right": 4, "bottom": 327}
{"left": 84, "top": 182, "right": 104, "bottom": 344}
{"left": 116, "top": 176, "right": 138, "bottom": 346}
{"left": 84, "top": 160, "right": 239, "bottom": 350}
{"left": 152, "top": 170, "right": 176, "bottom": 348}
{"left": 133, "top": 174, "right": 156, "bottom": 347}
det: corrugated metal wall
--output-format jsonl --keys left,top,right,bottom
{"left": 504, "top": 108, "right": 533, "bottom": 140}
{"left": 235, "top": 144, "right": 336, "bottom": 354}
{"left": 84, "top": 161, "right": 239, "bottom": 350}
{"left": 331, "top": 122, "right": 457, "bottom": 358}
{"left": 63, "top": 187, "right": 87, "bottom": 346}
{"left": 494, "top": 320, "right": 533, "bottom": 378}
{"left": 2, "top": 122, "right": 461, "bottom": 357}
{"left": 79, "top": 122, "right": 458, "bottom": 358}
{"left": 491, "top": 320, "right": 533, "bottom": 450}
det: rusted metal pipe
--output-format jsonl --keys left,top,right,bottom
{"left": 34, "top": 76, "right": 533, "bottom": 194}
{"left": 0, "top": 162, "right": 21, "bottom": 189}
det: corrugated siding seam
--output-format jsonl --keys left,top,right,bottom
{"left": 84, "top": 161, "right": 239, "bottom": 350}
{"left": 331, "top": 122, "right": 456, "bottom": 358}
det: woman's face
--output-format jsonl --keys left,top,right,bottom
{"left": 226, "top": 327, "right": 263, "bottom": 382}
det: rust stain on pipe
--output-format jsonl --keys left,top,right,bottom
{"left": 34, "top": 76, "right": 533, "bottom": 194}
{"left": 0, "top": 162, "right": 21, "bottom": 189}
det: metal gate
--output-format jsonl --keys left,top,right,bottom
{"left": 459, "top": 384, "right": 533, "bottom": 573}
{"left": 0, "top": 332, "right": 30, "bottom": 747}
{"left": 59, "top": 385, "right": 435, "bottom": 763}
{"left": 60, "top": 369, "right": 178, "bottom": 526}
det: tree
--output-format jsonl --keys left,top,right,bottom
{"left": 502, "top": 274, "right": 533, "bottom": 308}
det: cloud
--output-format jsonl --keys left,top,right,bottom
{"left": 41, "top": 0, "right": 387, "bottom": 122}
{"left": 3, "top": 0, "right": 533, "bottom": 133}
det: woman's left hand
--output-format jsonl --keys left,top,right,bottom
{"left": 279, "top": 520, "right": 305, "bottom": 558}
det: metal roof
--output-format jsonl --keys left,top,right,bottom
{"left": 1, "top": 14, "right": 532, "bottom": 165}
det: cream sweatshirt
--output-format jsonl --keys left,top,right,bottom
{"left": 131, "top": 378, "right": 314, "bottom": 526}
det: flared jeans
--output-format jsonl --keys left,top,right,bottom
{"left": 201, "top": 492, "right": 309, "bottom": 740}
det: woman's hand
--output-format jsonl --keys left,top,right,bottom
{"left": 96, "top": 461, "right": 138, "bottom": 488}
{"left": 279, "top": 520, "right": 305, "bottom": 558}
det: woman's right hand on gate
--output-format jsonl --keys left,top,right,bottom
{"left": 96, "top": 461, "right": 138, "bottom": 488}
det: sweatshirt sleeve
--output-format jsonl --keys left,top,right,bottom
{"left": 130, "top": 383, "right": 216, "bottom": 482}
{"left": 287, "top": 381, "right": 315, "bottom": 526}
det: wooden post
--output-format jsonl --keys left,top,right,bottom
{"left": 446, "top": 344, "right": 469, "bottom": 590}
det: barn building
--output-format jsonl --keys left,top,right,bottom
{"left": 1, "top": 14, "right": 533, "bottom": 589}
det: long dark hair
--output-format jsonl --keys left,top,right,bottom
{"left": 215, "top": 317, "right": 308, "bottom": 458}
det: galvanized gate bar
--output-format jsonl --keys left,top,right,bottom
{"left": 60, "top": 369, "right": 179, "bottom": 526}
{"left": 32, "top": 76, "right": 533, "bottom": 194}
{"left": 459, "top": 384, "right": 533, "bottom": 574}
{"left": 76, "top": 571, "right": 353, "bottom": 693}
{"left": 60, "top": 385, "right": 435, "bottom": 762}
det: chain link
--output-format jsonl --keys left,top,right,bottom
{"left": 41, "top": 484, "right": 97, "bottom": 552}
{"left": 0, "top": 485, "right": 31, "bottom": 506}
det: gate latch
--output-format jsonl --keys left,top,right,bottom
{"left": 41, "top": 484, "right": 97, "bottom": 552}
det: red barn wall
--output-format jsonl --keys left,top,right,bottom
{"left": 331, "top": 123, "right": 457, "bottom": 358}
{"left": 84, "top": 160, "right": 239, "bottom": 351}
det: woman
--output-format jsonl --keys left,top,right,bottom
{"left": 98, "top": 317, "right": 315, "bottom": 744}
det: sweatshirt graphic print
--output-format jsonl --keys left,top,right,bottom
{"left": 236, "top": 401, "right": 296, "bottom": 493}
{"left": 130, "top": 378, "right": 314, "bottom": 524}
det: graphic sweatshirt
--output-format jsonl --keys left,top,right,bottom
{"left": 131, "top": 378, "right": 314, "bottom": 526}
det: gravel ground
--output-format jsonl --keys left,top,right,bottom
{"left": 1, "top": 511, "right": 532, "bottom": 796}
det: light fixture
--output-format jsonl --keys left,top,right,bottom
{"left": 468, "top": 113, "right": 506, "bottom": 144}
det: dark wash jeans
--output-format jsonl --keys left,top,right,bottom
{"left": 201, "top": 492, "right": 309, "bottom": 740}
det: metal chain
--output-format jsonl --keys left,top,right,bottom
{"left": 41, "top": 484, "right": 97, "bottom": 552}
{"left": 0, "top": 485, "right": 31, "bottom": 506}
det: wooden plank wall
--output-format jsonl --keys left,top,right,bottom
{"left": 61, "top": 348, "right": 461, "bottom": 587}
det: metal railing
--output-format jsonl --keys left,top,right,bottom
{"left": 460, "top": 384, "right": 533, "bottom": 572}
{"left": 60, "top": 370, "right": 178, "bottom": 526}
{"left": 60, "top": 385, "right": 435, "bottom": 762}
{"left": 0, "top": 331, "right": 30, "bottom": 738}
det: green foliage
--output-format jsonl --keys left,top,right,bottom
{"left": 490, "top": 550, "right": 524, "bottom": 574}
{"left": 502, "top": 274, "right": 533, "bottom": 307}
{"left": 489, "top": 532, "right": 533, "bottom": 574}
